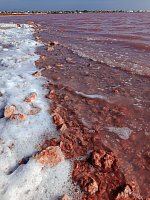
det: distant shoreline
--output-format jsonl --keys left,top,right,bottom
{"left": 0, "top": 10, "right": 150, "bottom": 16}
{"left": 0, "top": 13, "right": 45, "bottom": 17}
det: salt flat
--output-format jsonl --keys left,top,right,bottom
{"left": 0, "top": 23, "right": 72, "bottom": 200}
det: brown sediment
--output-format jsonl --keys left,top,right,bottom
{"left": 31, "top": 22, "right": 150, "bottom": 199}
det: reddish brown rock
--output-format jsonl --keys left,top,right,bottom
{"left": 60, "top": 123, "right": 67, "bottom": 133}
{"left": 64, "top": 95, "right": 70, "bottom": 101}
{"left": 24, "top": 92, "right": 37, "bottom": 103}
{"left": 32, "top": 71, "right": 42, "bottom": 78}
{"left": 91, "top": 150, "right": 115, "bottom": 170}
{"left": 115, "top": 185, "right": 140, "bottom": 200}
{"left": 92, "top": 150, "right": 106, "bottom": 168}
{"left": 9, "top": 113, "right": 27, "bottom": 121}
{"left": 36, "top": 37, "right": 42, "bottom": 42}
{"left": 4, "top": 105, "right": 16, "bottom": 118}
{"left": 79, "top": 176, "right": 98, "bottom": 195}
{"left": 33, "top": 146, "right": 64, "bottom": 166}
{"left": 103, "top": 152, "right": 115, "bottom": 170}
{"left": 45, "top": 90, "right": 55, "bottom": 100}
{"left": 53, "top": 112, "right": 64, "bottom": 128}
{"left": 35, "top": 36, "right": 40, "bottom": 40}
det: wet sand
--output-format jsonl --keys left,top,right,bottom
{"left": 30, "top": 21, "right": 150, "bottom": 199}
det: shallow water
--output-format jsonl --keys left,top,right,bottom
{"left": 1, "top": 13, "right": 150, "bottom": 76}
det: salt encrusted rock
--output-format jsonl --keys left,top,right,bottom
{"left": 61, "top": 194, "right": 70, "bottom": 200}
{"left": 4, "top": 105, "right": 16, "bottom": 118}
{"left": 33, "top": 146, "right": 64, "bottom": 167}
{"left": 32, "top": 71, "right": 42, "bottom": 78}
{"left": 79, "top": 176, "right": 98, "bottom": 195}
{"left": 24, "top": 92, "right": 37, "bottom": 103}
{"left": 9, "top": 113, "right": 27, "bottom": 121}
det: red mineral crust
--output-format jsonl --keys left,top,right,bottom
{"left": 32, "top": 22, "right": 150, "bottom": 199}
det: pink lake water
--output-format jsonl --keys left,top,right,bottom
{"left": 1, "top": 13, "right": 150, "bottom": 76}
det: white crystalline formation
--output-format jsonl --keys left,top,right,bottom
{"left": 0, "top": 23, "right": 72, "bottom": 200}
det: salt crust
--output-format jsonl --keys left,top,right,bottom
{"left": 0, "top": 23, "right": 72, "bottom": 200}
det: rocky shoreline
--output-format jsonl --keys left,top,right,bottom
{"left": 31, "top": 20, "right": 150, "bottom": 200}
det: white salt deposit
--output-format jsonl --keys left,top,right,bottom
{"left": 0, "top": 23, "right": 73, "bottom": 200}
{"left": 107, "top": 127, "right": 132, "bottom": 140}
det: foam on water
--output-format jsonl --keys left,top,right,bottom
{"left": 75, "top": 91, "right": 108, "bottom": 101}
{"left": 107, "top": 127, "right": 132, "bottom": 140}
{"left": 0, "top": 23, "right": 73, "bottom": 200}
